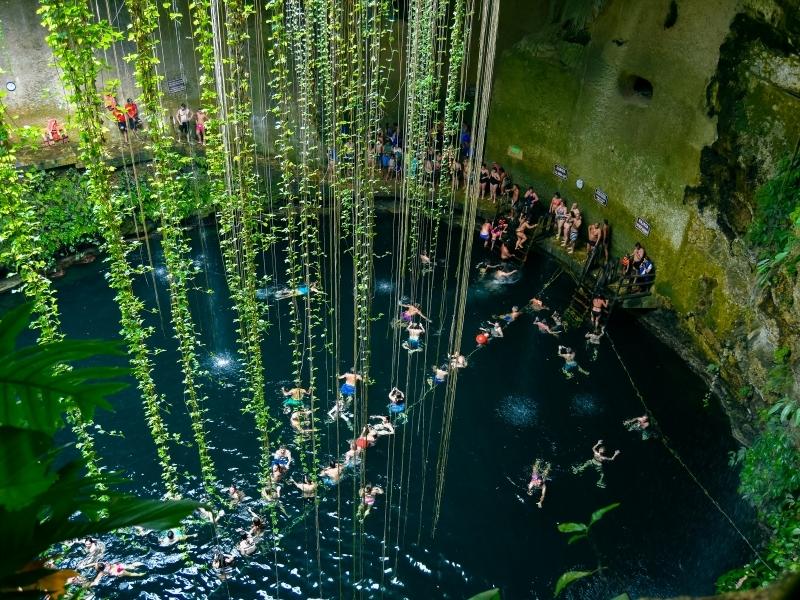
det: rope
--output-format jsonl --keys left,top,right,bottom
{"left": 605, "top": 331, "right": 774, "bottom": 575}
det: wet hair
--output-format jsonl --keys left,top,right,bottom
{"left": 252, "top": 517, "right": 262, "bottom": 527}
{"left": 555, "top": 192, "right": 561, "bottom": 198}
{"left": 126, "top": 98, "right": 132, "bottom": 103}
{"left": 96, "top": 562, "right": 106, "bottom": 572}
{"left": 240, "top": 532, "right": 248, "bottom": 541}
{"left": 635, "top": 242, "right": 641, "bottom": 248}
{"left": 180, "top": 103, "right": 187, "bottom": 108}
{"left": 167, "top": 530, "right": 175, "bottom": 539}
{"left": 85, "top": 537, "right": 94, "bottom": 544}
{"left": 329, "top": 460, "right": 337, "bottom": 468}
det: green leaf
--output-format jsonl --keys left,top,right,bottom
{"left": 557, "top": 522, "right": 588, "bottom": 534}
{"left": 589, "top": 502, "right": 621, "bottom": 527}
{"left": 554, "top": 570, "right": 594, "bottom": 597}
{"left": 466, "top": 590, "right": 501, "bottom": 600}
{"left": 0, "top": 429, "right": 55, "bottom": 510}
{"left": 0, "top": 304, "right": 34, "bottom": 354}
{"left": 567, "top": 533, "right": 588, "bottom": 545}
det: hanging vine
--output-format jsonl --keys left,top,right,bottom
{"left": 38, "top": 0, "right": 181, "bottom": 498}
{"left": 126, "top": 0, "right": 216, "bottom": 491}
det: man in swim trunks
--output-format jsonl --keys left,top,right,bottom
{"left": 399, "top": 302, "right": 430, "bottom": 322}
{"left": 591, "top": 295, "right": 608, "bottom": 329}
{"left": 534, "top": 316, "right": 559, "bottom": 337}
{"left": 327, "top": 396, "right": 353, "bottom": 428}
{"left": 402, "top": 322, "right": 425, "bottom": 352}
{"left": 527, "top": 459, "right": 551, "bottom": 508}
{"left": 572, "top": 439, "right": 620, "bottom": 488}
{"left": 497, "top": 305, "right": 522, "bottom": 323}
{"left": 281, "top": 385, "right": 311, "bottom": 413}
{"left": 430, "top": 364, "right": 449, "bottom": 386}
{"left": 388, "top": 387, "right": 405, "bottom": 406}
{"left": 449, "top": 353, "right": 468, "bottom": 369}
{"left": 320, "top": 461, "right": 344, "bottom": 485}
{"left": 481, "top": 321, "right": 504, "bottom": 338}
{"left": 479, "top": 220, "right": 492, "bottom": 247}
{"left": 339, "top": 369, "right": 362, "bottom": 398}
{"left": 290, "top": 475, "right": 318, "bottom": 498}
{"left": 587, "top": 222, "right": 601, "bottom": 255}
{"left": 624, "top": 415, "right": 652, "bottom": 440}
{"left": 528, "top": 297, "right": 548, "bottom": 312}
{"left": 272, "top": 445, "right": 293, "bottom": 469}
{"left": 558, "top": 345, "right": 589, "bottom": 378}
{"left": 369, "top": 415, "right": 395, "bottom": 437}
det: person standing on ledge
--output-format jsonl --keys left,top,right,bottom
{"left": 175, "top": 103, "right": 193, "bottom": 143}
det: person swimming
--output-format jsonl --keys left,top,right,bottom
{"left": 429, "top": 364, "right": 449, "bottom": 386}
{"left": 237, "top": 532, "right": 257, "bottom": 556}
{"left": 496, "top": 305, "right": 522, "bottom": 324}
{"left": 320, "top": 461, "right": 344, "bottom": 485}
{"left": 228, "top": 484, "right": 245, "bottom": 505}
{"left": 624, "top": 415, "right": 653, "bottom": 440}
{"left": 528, "top": 297, "right": 548, "bottom": 312}
{"left": 272, "top": 445, "right": 293, "bottom": 469}
{"left": 558, "top": 345, "right": 589, "bottom": 378}
{"left": 398, "top": 302, "right": 430, "bottom": 323}
{"left": 527, "top": 459, "right": 551, "bottom": 508}
{"left": 572, "top": 439, "right": 620, "bottom": 488}
{"left": 281, "top": 385, "right": 311, "bottom": 413}
{"left": 357, "top": 484, "right": 384, "bottom": 521}
{"left": 339, "top": 369, "right": 363, "bottom": 398}
{"left": 212, "top": 552, "right": 235, "bottom": 580}
{"left": 290, "top": 409, "right": 314, "bottom": 434}
{"left": 369, "top": 415, "right": 395, "bottom": 437}
{"left": 327, "top": 396, "right": 353, "bottom": 427}
{"left": 449, "top": 353, "right": 468, "bottom": 369}
{"left": 290, "top": 475, "right": 318, "bottom": 498}
{"left": 481, "top": 321, "right": 504, "bottom": 338}
{"left": 90, "top": 561, "right": 146, "bottom": 586}
{"left": 159, "top": 528, "right": 195, "bottom": 547}
{"left": 533, "top": 316, "right": 559, "bottom": 337}
{"left": 274, "top": 282, "right": 320, "bottom": 300}
{"left": 402, "top": 322, "right": 425, "bottom": 352}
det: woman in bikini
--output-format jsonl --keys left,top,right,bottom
{"left": 527, "top": 459, "right": 551, "bottom": 508}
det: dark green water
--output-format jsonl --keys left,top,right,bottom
{"left": 2, "top": 213, "right": 756, "bottom": 599}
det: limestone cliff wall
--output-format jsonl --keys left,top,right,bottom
{"left": 486, "top": 0, "right": 800, "bottom": 437}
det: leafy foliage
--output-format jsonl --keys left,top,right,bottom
{"left": 0, "top": 304, "right": 199, "bottom": 597}
{"left": 720, "top": 429, "right": 800, "bottom": 591}
{"left": 466, "top": 589, "right": 502, "bottom": 600}
{"left": 555, "top": 570, "right": 595, "bottom": 597}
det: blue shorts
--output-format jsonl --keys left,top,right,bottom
{"left": 341, "top": 383, "right": 355, "bottom": 396}
{"left": 480, "top": 231, "right": 490, "bottom": 240}
{"left": 389, "top": 403, "right": 405, "bottom": 413}
{"left": 434, "top": 376, "right": 445, "bottom": 385}
{"left": 407, "top": 338, "right": 420, "bottom": 349}
{"left": 564, "top": 361, "right": 577, "bottom": 371}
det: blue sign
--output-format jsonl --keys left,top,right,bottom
{"left": 635, "top": 217, "right": 651, "bottom": 236}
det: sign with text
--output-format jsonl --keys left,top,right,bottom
{"left": 634, "top": 217, "right": 651, "bottom": 236}
{"left": 594, "top": 188, "right": 608, "bottom": 206}
{"left": 553, "top": 164, "right": 568, "bottom": 180}
{"left": 167, "top": 77, "right": 186, "bottom": 94}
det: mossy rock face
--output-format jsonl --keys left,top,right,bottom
{"left": 486, "top": 0, "right": 800, "bottom": 414}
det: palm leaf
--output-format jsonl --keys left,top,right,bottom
{"left": 589, "top": 502, "right": 620, "bottom": 527}
{"left": 557, "top": 521, "right": 588, "bottom": 533}
{"left": 0, "top": 304, "right": 34, "bottom": 354}
{"left": 554, "top": 570, "right": 594, "bottom": 596}
{"left": 467, "top": 589, "right": 501, "bottom": 600}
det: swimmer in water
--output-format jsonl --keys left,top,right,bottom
{"left": 90, "top": 561, "right": 146, "bottom": 586}
{"left": 429, "top": 364, "right": 449, "bottom": 386}
{"left": 271, "top": 463, "right": 288, "bottom": 484}
{"left": 591, "top": 295, "right": 608, "bottom": 329}
{"left": 557, "top": 345, "right": 589, "bottom": 378}
{"left": 496, "top": 305, "right": 523, "bottom": 324}
{"left": 533, "top": 316, "right": 559, "bottom": 337}
{"left": 327, "top": 396, "right": 353, "bottom": 428}
{"left": 479, "top": 220, "right": 491, "bottom": 247}
{"left": 527, "top": 459, "right": 551, "bottom": 508}
{"left": 357, "top": 484, "right": 384, "bottom": 521}
{"left": 481, "top": 321, "right": 504, "bottom": 338}
{"left": 320, "top": 461, "right": 344, "bottom": 485}
{"left": 281, "top": 385, "right": 311, "bottom": 413}
{"left": 237, "top": 532, "right": 257, "bottom": 556}
{"left": 272, "top": 445, "right": 293, "bottom": 469}
{"left": 274, "top": 282, "right": 320, "bottom": 300}
{"left": 388, "top": 386, "right": 405, "bottom": 405}
{"left": 228, "top": 484, "right": 245, "bottom": 505}
{"left": 398, "top": 302, "right": 430, "bottom": 323}
{"left": 572, "top": 439, "right": 620, "bottom": 488}
{"left": 159, "top": 528, "right": 196, "bottom": 546}
{"left": 402, "top": 321, "right": 426, "bottom": 352}
{"left": 290, "top": 475, "right": 318, "bottom": 498}
{"left": 585, "top": 326, "right": 605, "bottom": 345}
{"left": 197, "top": 506, "right": 225, "bottom": 524}
{"left": 369, "top": 415, "right": 395, "bottom": 437}
{"left": 246, "top": 509, "right": 266, "bottom": 538}
{"left": 338, "top": 368, "right": 363, "bottom": 398}
{"left": 448, "top": 353, "right": 468, "bottom": 369}
{"left": 623, "top": 415, "right": 653, "bottom": 440}
{"left": 344, "top": 440, "right": 364, "bottom": 468}
{"left": 290, "top": 409, "right": 314, "bottom": 434}
{"left": 260, "top": 485, "right": 287, "bottom": 515}
{"left": 212, "top": 552, "right": 235, "bottom": 579}
{"left": 528, "top": 297, "right": 548, "bottom": 311}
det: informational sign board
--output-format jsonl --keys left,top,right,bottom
{"left": 167, "top": 77, "right": 186, "bottom": 94}
{"left": 507, "top": 145, "right": 523, "bottom": 160}
{"left": 594, "top": 188, "right": 608, "bottom": 206}
{"left": 634, "top": 217, "right": 651, "bottom": 236}
{"left": 553, "top": 164, "right": 568, "bottom": 180}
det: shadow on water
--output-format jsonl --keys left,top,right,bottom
{"left": 0, "top": 215, "right": 757, "bottom": 599}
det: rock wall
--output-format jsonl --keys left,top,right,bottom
{"left": 486, "top": 0, "right": 800, "bottom": 437}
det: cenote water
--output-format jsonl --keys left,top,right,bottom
{"left": 1, "top": 213, "right": 756, "bottom": 599}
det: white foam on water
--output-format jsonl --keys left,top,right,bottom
{"left": 495, "top": 394, "right": 539, "bottom": 428}
{"left": 570, "top": 392, "right": 603, "bottom": 417}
